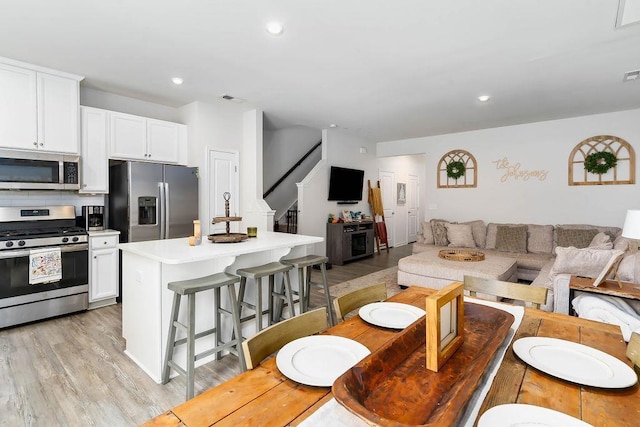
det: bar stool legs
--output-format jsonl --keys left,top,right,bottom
{"left": 236, "top": 262, "right": 295, "bottom": 333}
{"left": 162, "top": 272, "right": 245, "bottom": 401}
{"left": 281, "top": 255, "right": 335, "bottom": 326}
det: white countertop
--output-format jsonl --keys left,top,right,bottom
{"left": 88, "top": 229, "right": 121, "bottom": 236}
{"left": 118, "top": 231, "right": 323, "bottom": 264}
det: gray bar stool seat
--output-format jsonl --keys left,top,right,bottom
{"left": 281, "top": 255, "right": 335, "bottom": 326}
{"left": 162, "top": 272, "right": 245, "bottom": 401}
{"left": 236, "top": 261, "right": 295, "bottom": 332}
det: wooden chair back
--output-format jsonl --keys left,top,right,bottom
{"left": 463, "top": 275, "right": 548, "bottom": 309}
{"left": 627, "top": 332, "right": 640, "bottom": 375}
{"left": 333, "top": 282, "right": 388, "bottom": 322}
{"left": 241, "top": 307, "right": 328, "bottom": 370}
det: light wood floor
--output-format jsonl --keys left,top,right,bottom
{"left": 0, "top": 245, "right": 412, "bottom": 426}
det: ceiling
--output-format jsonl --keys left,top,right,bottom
{"left": 1, "top": 0, "right": 639, "bottom": 143}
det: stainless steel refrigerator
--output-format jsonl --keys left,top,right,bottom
{"left": 108, "top": 162, "right": 199, "bottom": 243}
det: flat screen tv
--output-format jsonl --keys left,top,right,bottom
{"left": 328, "top": 166, "right": 365, "bottom": 203}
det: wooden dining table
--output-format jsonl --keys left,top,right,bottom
{"left": 143, "top": 286, "right": 639, "bottom": 427}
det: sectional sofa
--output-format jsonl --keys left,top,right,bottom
{"left": 400, "top": 219, "right": 639, "bottom": 312}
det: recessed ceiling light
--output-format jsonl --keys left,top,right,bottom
{"left": 329, "top": 124, "right": 338, "bottom": 128}
{"left": 477, "top": 95, "right": 491, "bottom": 102}
{"left": 266, "top": 21, "right": 284, "bottom": 36}
{"left": 171, "top": 77, "right": 184, "bottom": 85}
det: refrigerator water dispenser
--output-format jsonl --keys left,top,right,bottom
{"left": 138, "top": 197, "right": 157, "bottom": 225}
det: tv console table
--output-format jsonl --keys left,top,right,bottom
{"left": 327, "top": 220, "right": 375, "bottom": 265}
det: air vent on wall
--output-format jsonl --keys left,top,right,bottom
{"left": 623, "top": 69, "right": 640, "bottom": 82}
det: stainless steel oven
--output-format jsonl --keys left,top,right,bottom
{"left": 0, "top": 149, "right": 80, "bottom": 191}
{"left": 0, "top": 206, "right": 88, "bottom": 328}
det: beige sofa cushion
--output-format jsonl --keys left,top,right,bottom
{"left": 495, "top": 225, "right": 528, "bottom": 253}
{"left": 556, "top": 227, "right": 599, "bottom": 248}
{"left": 420, "top": 221, "right": 435, "bottom": 245}
{"left": 527, "top": 224, "right": 554, "bottom": 254}
{"left": 431, "top": 219, "right": 449, "bottom": 246}
{"left": 463, "top": 220, "right": 486, "bottom": 248}
{"left": 549, "top": 247, "right": 624, "bottom": 282}
{"left": 617, "top": 253, "right": 640, "bottom": 283}
{"left": 446, "top": 223, "right": 476, "bottom": 248}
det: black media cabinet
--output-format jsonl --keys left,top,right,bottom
{"left": 326, "top": 220, "right": 375, "bottom": 265}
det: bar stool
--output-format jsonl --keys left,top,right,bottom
{"left": 162, "top": 272, "right": 245, "bottom": 401}
{"left": 236, "top": 262, "right": 295, "bottom": 332}
{"left": 281, "top": 255, "right": 336, "bottom": 327}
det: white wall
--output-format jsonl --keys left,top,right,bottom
{"left": 80, "top": 87, "right": 182, "bottom": 122}
{"left": 178, "top": 100, "right": 272, "bottom": 236}
{"left": 377, "top": 108, "right": 640, "bottom": 228}
{"left": 298, "top": 129, "right": 378, "bottom": 255}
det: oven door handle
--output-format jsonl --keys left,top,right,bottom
{"left": 0, "top": 243, "right": 89, "bottom": 259}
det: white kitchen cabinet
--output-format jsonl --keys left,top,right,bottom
{"left": 88, "top": 231, "right": 120, "bottom": 309}
{"left": 80, "top": 107, "right": 109, "bottom": 193}
{"left": 0, "top": 58, "right": 82, "bottom": 154}
{"left": 109, "top": 111, "right": 185, "bottom": 164}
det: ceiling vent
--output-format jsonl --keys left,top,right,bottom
{"left": 221, "top": 94, "right": 246, "bottom": 103}
{"left": 623, "top": 70, "right": 640, "bottom": 82}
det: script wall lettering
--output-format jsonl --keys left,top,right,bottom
{"left": 492, "top": 157, "right": 548, "bottom": 182}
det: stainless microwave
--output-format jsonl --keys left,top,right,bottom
{"left": 0, "top": 149, "right": 80, "bottom": 190}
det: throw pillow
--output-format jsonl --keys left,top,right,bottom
{"left": 549, "top": 247, "right": 625, "bottom": 283}
{"left": 617, "top": 253, "right": 640, "bottom": 283}
{"left": 445, "top": 223, "right": 476, "bottom": 248}
{"left": 495, "top": 225, "right": 528, "bottom": 253}
{"left": 556, "top": 227, "right": 598, "bottom": 248}
{"left": 462, "top": 220, "right": 485, "bottom": 248}
{"left": 588, "top": 232, "right": 613, "bottom": 250}
{"left": 420, "top": 221, "right": 435, "bottom": 245}
{"left": 527, "top": 224, "right": 554, "bottom": 254}
{"left": 485, "top": 223, "right": 518, "bottom": 249}
{"left": 430, "top": 219, "right": 449, "bottom": 246}
{"left": 613, "top": 235, "right": 630, "bottom": 252}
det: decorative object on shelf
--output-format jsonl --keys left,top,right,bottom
{"left": 569, "top": 135, "right": 635, "bottom": 186}
{"left": 396, "top": 183, "right": 406, "bottom": 204}
{"left": 438, "top": 249, "right": 486, "bottom": 262}
{"left": 247, "top": 227, "right": 257, "bottom": 238}
{"left": 446, "top": 161, "right": 466, "bottom": 179}
{"left": 584, "top": 151, "right": 618, "bottom": 175}
{"left": 193, "top": 220, "right": 201, "bottom": 245}
{"left": 437, "top": 149, "right": 478, "bottom": 188}
{"left": 208, "top": 192, "right": 248, "bottom": 243}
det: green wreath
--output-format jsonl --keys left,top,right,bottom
{"left": 584, "top": 151, "right": 617, "bottom": 175}
{"left": 446, "top": 161, "right": 466, "bottom": 179}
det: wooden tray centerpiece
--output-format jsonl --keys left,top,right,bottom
{"left": 438, "top": 249, "right": 485, "bottom": 262}
{"left": 208, "top": 192, "right": 248, "bottom": 243}
{"left": 333, "top": 282, "right": 514, "bottom": 426}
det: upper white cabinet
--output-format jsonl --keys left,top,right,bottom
{"left": 109, "top": 111, "right": 186, "bottom": 164}
{"left": 0, "top": 58, "right": 82, "bottom": 154}
{"left": 80, "top": 107, "right": 108, "bottom": 194}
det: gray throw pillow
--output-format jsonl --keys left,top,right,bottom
{"left": 430, "top": 219, "right": 449, "bottom": 246}
{"left": 495, "top": 225, "right": 527, "bottom": 253}
{"left": 556, "top": 227, "right": 598, "bottom": 248}
{"left": 445, "top": 223, "right": 476, "bottom": 248}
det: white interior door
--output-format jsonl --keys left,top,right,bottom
{"left": 408, "top": 175, "right": 419, "bottom": 243}
{"left": 378, "top": 170, "right": 395, "bottom": 248}
{"left": 208, "top": 149, "right": 239, "bottom": 235}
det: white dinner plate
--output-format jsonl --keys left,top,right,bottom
{"left": 513, "top": 337, "right": 637, "bottom": 388}
{"left": 275, "top": 335, "right": 370, "bottom": 387}
{"left": 478, "top": 404, "right": 592, "bottom": 427}
{"left": 358, "top": 302, "right": 426, "bottom": 329}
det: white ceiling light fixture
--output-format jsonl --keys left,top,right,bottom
{"left": 329, "top": 123, "right": 338, "bottom": 128}
{"left": 266, "top": 21, "right": 284, "bottom": 36}
{"left": 477, "top": 95, "right": 491, "bottom": 102}
{"left": 171, "top": 77, "right": 184, "bottom": 85}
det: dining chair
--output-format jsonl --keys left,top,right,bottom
{"left": 241, "top": 307, "right": 328, "bottom": 370}
{"left": 463, "top": 275, "right": 548, "bottom": 309}
{"left": 627, "top": 331, "right": 640, "bottom": 375}
{"left": 333, "top": 282, "right": 388, "bottom": 322}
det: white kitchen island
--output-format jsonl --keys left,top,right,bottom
{"left": 118, "top": 231, "right": 323, "bottom": 383}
